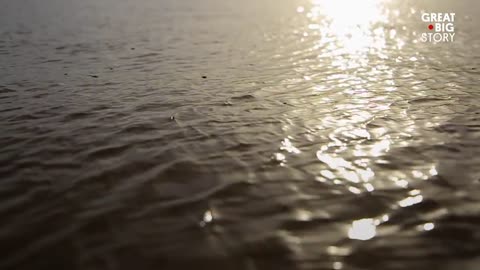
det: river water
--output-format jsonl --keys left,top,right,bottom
{"left": 1, "top": 0, "right": 480, "bottom": 269}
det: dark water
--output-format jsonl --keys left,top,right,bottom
{"left": 1, "top": 0, "right": 480, "bottom": 269}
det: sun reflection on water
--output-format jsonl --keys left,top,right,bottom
{"left": 298, "top": 0, "right": 409, "bottom": 193}
{"left": 276, "top": 0, "right": 448, "bottom": 254}
{"left": 309, "top": 0, "right": 391, "bottom": 56}
{"left": 348, "top": 218, "right": 377, "bottom": 240}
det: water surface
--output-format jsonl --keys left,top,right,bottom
{"left": 1, "top": 0, "right": 480, "bottom": 269}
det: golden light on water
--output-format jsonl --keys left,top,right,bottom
{"left": 280, "top": 138, "right": 301, "bottom": 154}
{"left": 309, "top": 0, "right": 390, "bottom": 54}
{"left": 398, "top": 194, "right": 423, "bottom": 207}
{"left": 290, "top": 0, "right": 441, "bottom": 243}
{"left": 311, "top": 0, "right": 388, "bottom": 24}
{"left": 303, "top": 0, "right": 420, "bottom": 194}
{"left": 200, "top": 210, "right": 213, "bottom": 227}
{"left": 348, "top": 218, "right": 377, "bottom": 240}
{"left": 423, "top": 222, "right": 435, "bottom": 231}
